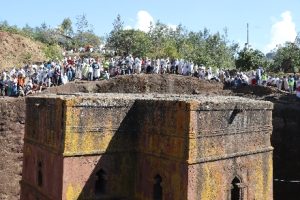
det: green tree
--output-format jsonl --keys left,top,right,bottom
{"left": 76, "top": 14, "right": 89, "bottom": 34}
{"left": 272, "top": 42, "right": 300, "bottom": 72}
{"left": 0, "top": 20, "right": 20, "bottom": 34}
{"left": 73, "top": 31, "right": 101, "bottom": 48}
{"left": 171, "top": 24, "right": 187, "bottom": 53}
{"left": 73, "top": 14, "right": 101, "bottom": 49}
{"left": 235, "top": 48, "right": 266, "bottom": 71}
{"left": 0, "top": 20, "right": 9, "bottom": 30}
{"left": 295, "top": 32, "right": 300, "bottom": 46}
{"left": 34, "top": 23, "right": 59, "bottom": 45}
{"left": 106, "top": 17, "right": 238, "bottom": 67}
{"left": 106, "top": 14, "right": 125, "bottom": 55}
{"left": 106, "top": 29, "right": 151, "bottom": 57}
{"left": 43, "top": 44, "right": 63, "bottom": 60}
{"left": 112, "top": 14, "right": 123, "bottom": 32}
{"left": 182, "top": 29, "right": 237, "bottom": 68}
{"left": 22, "top": 24, "right": 35, "bottom": 38}
{"left": 61, "top": 18, "right": 73, "bottom": 36}
{"left": 204, "top": 32, "right": 237, "bottom": 68}
{"left": 147, "top": 21, "right": 170, "bottom": 57}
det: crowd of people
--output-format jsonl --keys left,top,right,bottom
{"left": 225, "top": 67, "right": 300, "bottom": 98}
{"left": 1, "top": 54, "right": 300, "bottom": 98}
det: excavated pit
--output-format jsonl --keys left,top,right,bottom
{"left": 0, "top": 74, "right": 299, "bottom": 199}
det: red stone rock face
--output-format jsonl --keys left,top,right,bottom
{"left": 20, "top": 94, "right": 273, "bottom": 200}
{"left": 0, "top": 98, "right": 25, "bottom": 200}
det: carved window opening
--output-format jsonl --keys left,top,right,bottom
{"left": 95, "top": 169, "right": 107, "bottom": 195}
{"left": 231, "top": 177, "right": 241, "bottom": 200}
{"left": 153, "top": 174, "right": 163, "bottom": 200}
{"left": 37, "top": 161, "right": 43, "bottom": 187}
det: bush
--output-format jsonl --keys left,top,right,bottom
{"left": 43, "top": 44, "right": 63, "bottom": 61}
{"left": 293, "top": 66, "right": 299, "bottom": 73}
{"left": 21, "top": 52, "right": 32, "bottom": 64}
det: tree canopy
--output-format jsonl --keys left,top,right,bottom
{"left": 105, "top": 15, "right": 238, "bottom": 68}
{"left": 0, "top": 14, "right": 300, "bottom": 72}
{"left": 272, "top": 42, "right": 300, "bottom": 72}
{"left": 235, "top": 48, "right": 266, "bottom": 71}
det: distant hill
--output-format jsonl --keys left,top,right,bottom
{"left": 0, "top": 31, "right": 46, "bottom": 71}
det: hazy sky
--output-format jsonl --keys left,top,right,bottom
{"left": 1, "top": 0, "right": 299, "bottom": 53}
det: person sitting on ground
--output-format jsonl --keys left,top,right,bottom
{"left": 24, "top": 79, "right": 33, "bottom": 96}
{"left": 103, "top": 71, "right": 110, "bottom": 80}
{"left": 11, "top": 82, "right": 18, "bottom": 97}
{"left": 61, "top": 73, "right": 69, "bottom": 85}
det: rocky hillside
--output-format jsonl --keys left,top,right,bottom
{"left": 0, "top": 31, "right": 46, "bottom": 70}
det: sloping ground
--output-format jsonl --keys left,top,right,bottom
{"left": 0, "top": 31, "right": 46, "bottom": 70}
